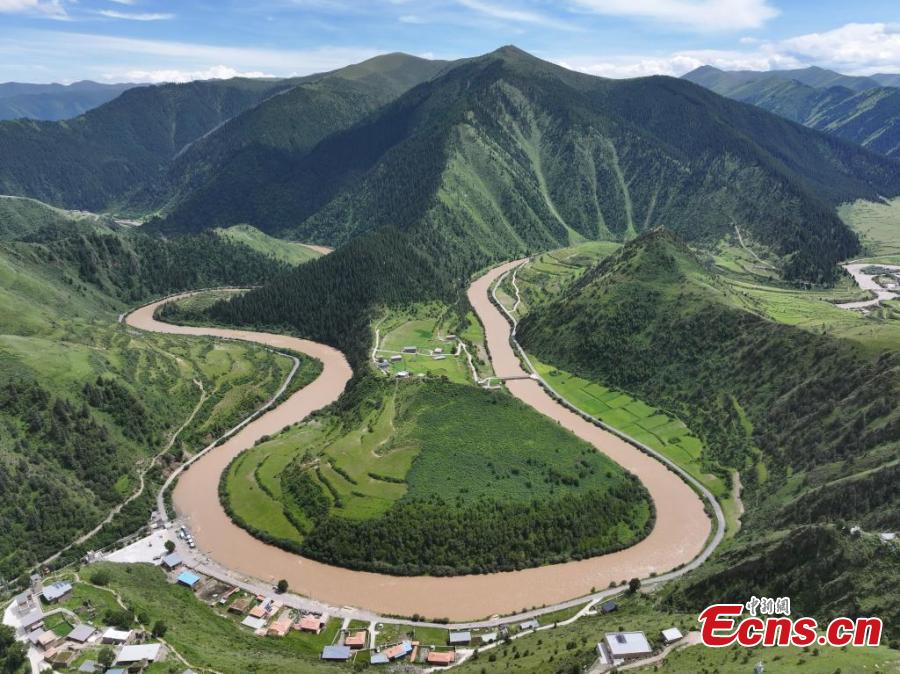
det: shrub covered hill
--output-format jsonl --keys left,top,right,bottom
{"left": 517, "top": 229, "right": 900, "bottom": 637}
{"left": 0, "top": 197, "right": 299, "bottom": 578}
{"left": 172, "top": 46, "right": 900, "bottom": 284}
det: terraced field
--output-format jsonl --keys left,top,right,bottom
{"left": 224, "top": 379, "right": 653, "bottom": 575}
{"left": 528, "top": 356, "right": 742, "bottom": 535}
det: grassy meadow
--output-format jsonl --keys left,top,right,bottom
{"left": 528, "top": 356, "right": 742, "bottom": 536}
{"left": 215, "top": 224, "right": 323, "bottom": 266}
{"left": 373, "top": 303, "right": 473, "bottom": 383}
{"left": 839, "top": 197, "right": 900, "bottom": 261}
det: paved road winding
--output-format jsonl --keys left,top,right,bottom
{"left": 123, "top": 263, "right": 712, "bottom": 621}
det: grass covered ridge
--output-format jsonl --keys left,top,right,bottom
{"left": 225, "top": 379, "right": 652, "bottom": 576}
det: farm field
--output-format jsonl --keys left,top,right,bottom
{"left": 723, "top": 277, "right": 900, "bottom": 353}
{"left": 374, "top": 622, "right": 448, "bottom": 648}
{"left": 374, "top": 303, "right": 472, "bottom": 383}
{"left": 839, "top": 197, "right": 900, "bottom": 261}
{"left": 528, "top": 355, "right": 742, "bottom": 536}
{"left": 512, "top": 240, "right": 622, "bottom": 316}
{"left": 224, "top": 379, "right": 653, "bottom": 575}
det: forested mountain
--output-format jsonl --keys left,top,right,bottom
{"left": 186, "top": 46, "right": 900, "bottom": 288}
{"left": 0, "top": 78, "right": 298, "bottom": 211}
{"left": 138, "top": 54, "right": 448, "bottom": 218}
{"left": 684, "top": 65, "right": 900, "bottom": 157}
{"left": 0, "top": 54, "right": 447, "bottom": 217}
{"left": 517, "top": 229, "right": 899, "bottom": 632}
{"left": 0, "top": 80, "right": 137, "bottom": 121}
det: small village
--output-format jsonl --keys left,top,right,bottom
{"left": 3, "top": 529, "right": 698, "bottom": 674}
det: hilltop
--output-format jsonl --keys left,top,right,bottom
{"left": 517, "top": 229, "right": 899, "bottom": 631}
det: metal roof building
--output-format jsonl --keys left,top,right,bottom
{"left": 41, "top": 581, "right": 72, "bottom": 603}
{"left": 321, "top": 645, "right": 352, "bottom": 661}
{"left": 66, "top": 624, "right": 95, "bottom": 643}
{"left": 448, "top": 631, "right": 472, "bottom": 645}
{"left": 661, "top": 627, "right": 683, "bottom": 644}
{"left": 100, "top": 627, "right": 132, "bottom": 643}
{"left": 603, "top": 631, "right": 652, "bottom": 660}
{"left": 382, "top": 640, "right": 413, "bottom": 660}
{"left": 19, "top": 607, "right": 44, "bottom": 630}
{"left": 162, "top": 552, "right": 182, "bottom": 569}
{"left": 116, "top": 643, "right": 161, "bottom": 664}
{"left": 176, "top": 570, "right": 201, "bottom": 588}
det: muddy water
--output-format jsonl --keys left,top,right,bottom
{"left": 125, "top": 268, "right": 710, "bottom": 621}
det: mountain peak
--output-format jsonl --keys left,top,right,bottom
{"left": 489, "top": 45, "right": 532, "bottom": 59}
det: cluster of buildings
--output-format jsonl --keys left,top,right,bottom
{"left": 373, "top": 332, "right": 459, "bottom": 379}
{"left": 9, "top": 575, "right": 166, "bottom": 672}
{"left": 323, "top": 635, "right": 460, "bottom": 667}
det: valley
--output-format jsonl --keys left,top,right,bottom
{"left": 0, "top": 41, "right": 898, "bottom": 674}
{"left": 117, "top": 261, "right": 710, "bottom": 620}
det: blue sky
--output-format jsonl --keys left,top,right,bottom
{"left": 1, "top": 0, "right": 899, "bottom": 83}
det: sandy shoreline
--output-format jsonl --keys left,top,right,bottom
{"left": 124, "top": 267, "right": 710, "bottom": 620}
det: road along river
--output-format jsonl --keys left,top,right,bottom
{"left": 125, "top": 266, "right": 711, "bottom": 621}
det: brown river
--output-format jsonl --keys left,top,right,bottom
{"left": 125, "top": 262, "right": 710, "bottom": 620}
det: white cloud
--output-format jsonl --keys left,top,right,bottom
{"left": 0, "top": 0, "right": 68, "bottom": 19}
{"left": 457, "top": 0, "right": 579, "bottom": 31}
{"left": 119, "top": 65, "right": 274, "bottom": 84}
{"left": 776, "top": 23, "right": 900, "bottom": 74}
{"left": 569, "top": 0, "right": 778, "bottom": 31}
{"left": 559, "top": 22, "right": 900, "bottom": 79}
{"left": 98, "top": 9, "right": 174, "bottom": 21}
{"left": 558, "top": 49, "right": 799, "bottom": 79}
{"left": 0, "top": 30, "right": 388, "bottom": 83}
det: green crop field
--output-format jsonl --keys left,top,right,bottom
{"left": 528, "top": 356, "right": 742, "bottom": 536}
{"left": 723, "top": 277, "right": 900, "bottom": 354}
{"left": 374, "top": 622, "right": 448, "bottom": 648}
{"left": 216, "top": 224, "right": 323, "bottom": 265}
{"left": 839, "top": 197, "right": 900, "bottom": 260}
{"left": 225, "top": 379, "right": 652, "bottom": 575}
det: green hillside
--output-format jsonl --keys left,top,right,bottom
{"left": 138, "top": 54, "right": 448, "bottom": 220}
{"left": 517, "top": 229, "right": 899, "bottom": 634}
{"left": 223, "top": 379, "right": 652, "bottom": 576}
{"left": 0, "top": 201, "right": 312, "bottom": 580}
{"left": 215, "top": 224, "right": 322, "bottom": 265}
{"left": 172, "top": 47, "right": 899, "bottom": 284}
{"left": 684, "top": 65, "right": 900, "bottom": 157}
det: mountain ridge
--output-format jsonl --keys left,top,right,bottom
{"left": 683, "top": 64, "right": 900, "bottom": 157}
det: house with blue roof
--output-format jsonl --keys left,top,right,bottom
{"left": 176, "top": 571, "right": 201, "bottom": 588}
